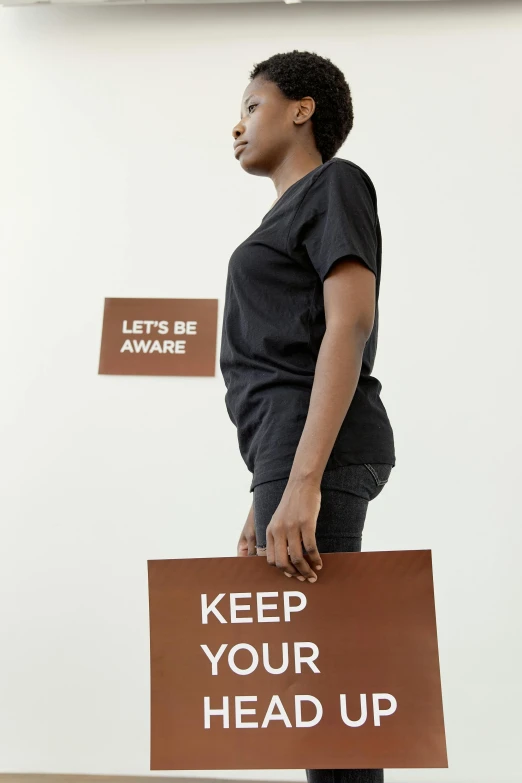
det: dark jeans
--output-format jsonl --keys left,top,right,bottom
{"left": 252, "top": 462, "right": 394, "bottom": 783}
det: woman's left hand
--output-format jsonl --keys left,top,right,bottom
{"left": 264, "top": 478, "right": 323, "bottom": 582}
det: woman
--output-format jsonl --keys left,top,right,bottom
{"left": 220, "top": 50, "right": 396, "bottom": 783}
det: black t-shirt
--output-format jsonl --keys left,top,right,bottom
{"left": 219, "top": 156, "right": 396, "bottom": 492}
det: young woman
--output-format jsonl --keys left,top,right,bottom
{"left": 220, "top": 50, "right": 395, "bottom": 783}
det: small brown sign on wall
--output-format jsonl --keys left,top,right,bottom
{"left": 148, "top": 550, "right": 448, "bottom": 771}
{"left": 98, "top": 298, "right": 218, "bottom": 376}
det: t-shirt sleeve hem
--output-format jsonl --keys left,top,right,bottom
{"left": 316, "top": 251, "right": 378, "bottom": 283}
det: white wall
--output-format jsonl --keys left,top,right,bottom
{"left": 1, "top": 1, "right": 521, "bottom": 780}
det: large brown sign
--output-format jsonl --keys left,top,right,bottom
{"left": 98, "top": 298, "right": 218, "bottom": 376}
{"left": 148, "top": 550, "right": 447, "bottom": 770}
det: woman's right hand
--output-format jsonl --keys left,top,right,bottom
{"left": 237, "top": 502, "right": 257, "bottom": 557}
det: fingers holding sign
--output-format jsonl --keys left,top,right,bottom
{"left": 264, "top": 478, "right": 323, "bottom": 582}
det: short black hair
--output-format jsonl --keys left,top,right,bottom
{"left": 249, "top": 49, "right": 353, "bottom": 163}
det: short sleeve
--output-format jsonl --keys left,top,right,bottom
{"left": 287, "top": 161, "right": 378, "bottom": 283}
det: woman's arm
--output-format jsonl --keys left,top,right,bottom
{"left": 289, "top": 257, "right": 375, "bottom": 483}
{"left": 264, "top": 257, "right": 376, "bottom": 580}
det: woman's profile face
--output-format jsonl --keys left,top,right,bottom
{"left": 233, "top": 77, "right": 297, "bottom": 175}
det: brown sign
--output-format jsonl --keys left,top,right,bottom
{"left": 98, "top": 298, "right": 218, "bottom": 376}
{"left": 148, "top": 550, "right": 447, "bottom": 770}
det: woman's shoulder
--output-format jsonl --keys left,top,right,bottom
{"left": 328, "top": 156, "right": 376, "bottom": 192}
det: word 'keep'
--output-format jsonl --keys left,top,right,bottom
{"left": 201, "top": 591, "right": 307, "bottom": 624}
